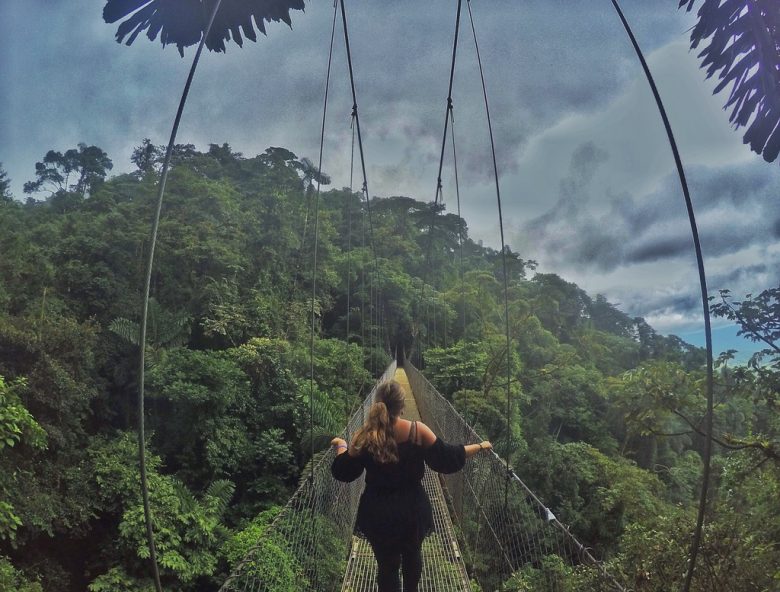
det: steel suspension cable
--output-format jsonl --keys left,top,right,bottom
{"left": 449, "top": 105, "right": 469, "bottom": 395}
{"left": 344, "top": 112, "right": 356, "bottom": 417}
{"left": 450, "top": 110, "right": 466, "bottom": 339}
{"left": 136, "top": 3, "right": 224, "bottom": 590}
{"left": 306, "top": 2, "right": 339, "bottom": 587}
{"left": 465, "top": 1, "right": 513, "bottom": 587}
{"left": 338, "top": 0, "right": 377, "bottom": 270}
{"left": 608, "top": 3, "right": 714, "bottom": 590}
{"left": 347, "top": 111, "right": 356, "bottom": 344}
{"left": 417, "top": 0, "right": 463, "bottom": 366}
{"left": 339, "top": 0, "right": 384, "bottom": 376}
{"left": 434, "top": 0, "right": 463, "bottom": 207}
{"left": 361, "top": 176, "right": 367, "bottom": 366}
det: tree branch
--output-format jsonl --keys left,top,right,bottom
{"left": 672, "top": 408, "right": 780, "bottom": 461}
{"left": 721, "top": 293, "right": 780, "bottom": 355}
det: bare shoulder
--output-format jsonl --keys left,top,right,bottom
{"left": 391, "top": 418, "right": 412, "bottom": 441}
{"left": 416, "top": 421, "right": 437, "bottom": 448}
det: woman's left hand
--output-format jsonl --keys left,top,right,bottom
{"left": 331, "top": 437, "right": 347, "bottom": 448}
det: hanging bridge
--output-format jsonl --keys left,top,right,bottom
{"left": 219, "top": 361, "right": 623, "bottom": 592}
{"left": 128, "top": 0, "right": 716, "bottom": 588}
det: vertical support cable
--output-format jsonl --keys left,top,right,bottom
{"left": 450, "top": 110, "right": 466, "bottom": 339}
{"left": 466, "top": 1, "right": 513, "bottom": 587}
{"left": 450, "top": 98, "right": 468, "bottom": 394}
{"left": 340, "top": 0, "right": 380, "bottom": 377}
{"left": 136, "top": 3, "right": 224, "bottom": 590}
{"left": 434, "top": 0, "right": 462, "bottom": 207}
{"left": 609, "top": 3, "right": 714, "bottom": 590}
{"left": 431, "top": 292, "right": 435, "bottom": 347}
{"left": 420, "top": 0, "right": 462, "bottom": 368}
{"left": 361, "top": 183, "right": 367, "bottom": 368}
{"left": 307, "top": 3, "right": 339, "bottom": 588}
{"left": 347, "top": 112, "right": 356, "bottom": 346}
{"left": 345, "top": 111, "right": 356, "bottom": 417}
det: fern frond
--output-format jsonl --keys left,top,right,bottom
{"left": 109, "top": 317, "right": 140, "bottom": 345}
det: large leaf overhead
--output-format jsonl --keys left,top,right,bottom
{"left": 680, "top": 0, "right": 780, "bottom": 163}
{"left": 103, "top": 0, "right": 306, "bottom": 56}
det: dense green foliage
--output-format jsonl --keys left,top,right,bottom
{"left": 0, "top": 145, "right": 777, "bottom": 590}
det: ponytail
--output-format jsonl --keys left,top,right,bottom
{"left": 353, "top": 401, "right": 399, "bottom": 464}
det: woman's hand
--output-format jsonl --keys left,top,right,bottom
{"left": 331, "top": 437, "right": 347, "bottom": 448}
{"left": 465, "top": 440, "right": 493, "bottom": 458}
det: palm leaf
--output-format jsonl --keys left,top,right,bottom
{"left": 109, "top": 299, "right": 190, "bottom": 348}
{"left": 103, "top": 0, "right": 307, "bottom": 56}
{"left": 203, "top": 479, "right": 236, "bottom": 516}
{"left": 109, "top": 317, "right": 141, "bottom": 345}
{"left": 681, "top": 0, "right": 780, "bottom": 162}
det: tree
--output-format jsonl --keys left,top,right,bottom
{"left": 130, "top": 138, "right": 162, "bottom": 176}
{"left": 23, "top": 144, "right": 113, "bottom": 197}
{"left": 88, "top": 433, "right": 235, "bottom": 589}
{"left": 0, "top": 375, "right": 46, "bottom": 542}
{"left": 0, "top": 556, "right": 43, "bottom": 592}
{"left": 711, "top": 287, "right": 780, "bottom": 368}
{"left": 710, "top": 286, "right": 780, "bottom": 464}
{"left": 588, "top": 294, "right": 634, "bottom": 338}
{"left": 298, "top": 157, "right": 331, "bottom": 250}
{"left": 529, "top": 274, "right": 591, "bottom": 342}
{"left": 0, "top": 165, "right": 11, "bottom": 203}
{"left": 298, "top": 157, "right": 331, "bottom": 194}
{"left": 681, "top": 0, "right": 780, "bottom": 163}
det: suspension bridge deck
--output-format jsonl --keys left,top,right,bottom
{"left": 340, "top": 369, "right": 472, "bottom": 592}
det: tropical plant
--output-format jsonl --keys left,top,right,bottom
{"left": 23, "top": 144, "right": 113, "bottom": 197}
{"left": 103, "top": 0, "right": 307, "bottom": 56}
{"left": 0, "top": 165, "right": 11, "bottom": 202}
{"left": 681, "top": 0, "right": 780, "bottom": 162}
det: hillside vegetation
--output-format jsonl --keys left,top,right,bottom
{"left": 0, "top": 144, "right": 777, "bottom": 591}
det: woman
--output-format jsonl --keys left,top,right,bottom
{"left": 331, "top": 379, "right": 491, "bottom": 592}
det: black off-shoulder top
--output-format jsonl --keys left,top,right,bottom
{"left": 331, "top": 436, "right": 466, "bottom": 544}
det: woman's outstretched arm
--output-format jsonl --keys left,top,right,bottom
{"left": 416, "top": 422, "right": 491, "bottom": 457}
{"left": 416, "top": 422, "right": 492, "bottom": 473}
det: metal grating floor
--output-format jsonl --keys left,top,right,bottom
{"left": 340, "top": 369, "right": 472, "bottom": 592}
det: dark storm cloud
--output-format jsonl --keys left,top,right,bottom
{"left": 1, "top": 0, "right": 691, "bottom": 199}
{"left": 526, "top": 158, "right": 780, "bottom": 273}
{"left": 629, "top": 235, "right": 691, "bottom": 264}
{"left": 716, "top": 264, "right": 769, "bottom": 288}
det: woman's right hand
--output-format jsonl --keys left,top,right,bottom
{"left": 479, "top": 441, "right": 492, "bottom": 451}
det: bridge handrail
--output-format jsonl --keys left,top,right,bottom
{"left": 219, "top": 361, "right": 397, "bottom": 592}
{"left": 404, "top": 359, "right": 625, "bottom": 592}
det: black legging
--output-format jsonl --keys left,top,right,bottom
{"left": 369, "top": 534, "right": 423, "bottom": 592}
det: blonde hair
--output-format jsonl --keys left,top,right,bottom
{"left": 352, "top": 381, "right": 405, "bottom": 464}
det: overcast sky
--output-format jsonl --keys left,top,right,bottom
{"left": 2, "top": 0, "right": 778, "bottom": 358}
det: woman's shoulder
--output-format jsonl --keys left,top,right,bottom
{"left": 413, "top": 421, "right": 437, "bottom": 447}
{"left": 397, "top": 420, "right": 436, "bottom": 447}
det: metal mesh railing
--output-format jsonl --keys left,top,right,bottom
{"left": 219, "top": 362, "right": 397, "bottom": 592}
{"left": 404, "top": 360, "right": 625, "bottom": 592}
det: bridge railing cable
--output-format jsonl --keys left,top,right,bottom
{"left": 219, "top": 362, "right": 397, "bottom": 592}
{"left": 403, "top": 360, "right": 626, "bottom": 592}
